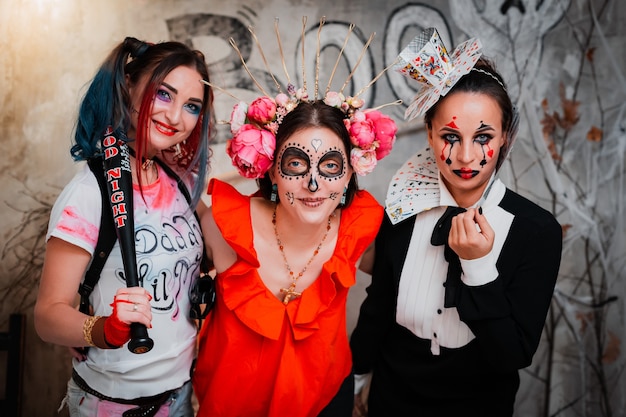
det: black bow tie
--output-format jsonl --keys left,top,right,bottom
{"left": 431, "top": 206, "right": 466, "bottom": 308}
{"left": 431, "top": 206, "right": 467, "bottom": 246}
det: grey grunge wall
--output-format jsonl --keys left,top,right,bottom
{"left": 1, "top": 1, "right": 625, "bottom": 416}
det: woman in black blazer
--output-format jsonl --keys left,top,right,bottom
{"left": 350, "top": 29, "right": 562, "bottom": 417}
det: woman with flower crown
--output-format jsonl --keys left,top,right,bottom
{"left": 350, "top": 28, "right": 562, "bottom": 416}
{"left": 192, "top": 20, "right": 397, "bottom": 414}
{"left": 194, "top": 94, "right": 396, "bottom": 416}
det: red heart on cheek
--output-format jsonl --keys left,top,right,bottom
{"left": 488, "top": 149, "right": 494, "bottom": 158}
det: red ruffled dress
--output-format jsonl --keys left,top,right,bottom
{"left": 193, "top": 179, "right": 382, "bottom": 417}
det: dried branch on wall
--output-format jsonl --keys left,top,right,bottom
{"left": 0, "top": 179, "right": 55, "bottom": 326}
{"left": 508, "top": 1, "right": 626, "bottom": 416}
{"left": 451, "top": 0, "right": 625, "bottom": 416}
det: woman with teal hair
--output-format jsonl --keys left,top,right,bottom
{"left": 35, "top": 37, "right": 214, "bottom": 416}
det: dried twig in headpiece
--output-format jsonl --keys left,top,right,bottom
{"left": 324, "top": 23, "right": 355, "bottom": 98}
{"left": 274, "top": 18, "right": 291, "bottom": 86}
{"left": 314, "top": 16, "right": 326, "bottom": 99}
{"left": 339, "top": 32, "right": 376, "bottom": 95}
{"left": 248, "top": 26, "right": 283, "bottom": 93}
{"left": 300, "top": 16, "right": 308, "bottom": 95}
{"left": 229, "top": 37, "right": 271, "bottom": 97}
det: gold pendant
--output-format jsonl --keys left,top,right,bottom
{"left": 280, "top": 282, "right": 301, "bottom": 305}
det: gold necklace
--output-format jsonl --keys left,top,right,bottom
{"left": 128, "top": 147, "right": 157, "bottom": 177}
{"left": 273, "top": 205, "right": 332, "bottom": 304}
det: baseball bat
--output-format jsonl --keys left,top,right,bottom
{"left": 102, "top": 127, "right": 154, "bottom": 354}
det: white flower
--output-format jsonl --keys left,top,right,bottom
{"left": 324, "top": 91, "right": 345, "bottom": 108}
{"left": 230, "top": 101, "right": 249, "bottom": 135}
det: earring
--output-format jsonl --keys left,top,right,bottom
{"left": 270, "top": 184, "right": 278, "bottom": 202}
{"left": 173, "top": 142, "right": 185, "bottom": 160}
{"left": 340, "top": 187, "right": 347, "bottom": 205}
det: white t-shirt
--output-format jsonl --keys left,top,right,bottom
{"left": 47, "top": 162, "right": 201, "bottom": 399}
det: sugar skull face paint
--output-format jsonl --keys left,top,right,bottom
{"left": 427, "top": 91, "right": 506, "bottom": 206}
{"left": 278, "top": 139, "right": 347, "bottom": 188}
{"left": 270, "top": 126, "right": 352, "bottom": 224}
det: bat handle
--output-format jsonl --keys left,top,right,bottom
{"left": 128, "top": 322, "right": 154, "bottom": 354}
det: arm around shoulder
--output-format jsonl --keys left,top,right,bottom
{"left": 200, "top": 205, "right": 237, "bottom": 274}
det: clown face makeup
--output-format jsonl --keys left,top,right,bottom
{"left": 271, "top": 127, "right": 352, "bottom": 224}
{"left": 427, "top": 91, "right": 505, "bottom": 207}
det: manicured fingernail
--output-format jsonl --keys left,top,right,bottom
{"left": 478, "top": 206, "right": 483, "bottom": 215}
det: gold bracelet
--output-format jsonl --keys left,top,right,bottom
{"left": 82, "top": 315, "right": 102, "bottom": 347}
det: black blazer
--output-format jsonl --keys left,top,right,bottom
{"left": 351, "top": 188, "right": 562, "bottom": 374}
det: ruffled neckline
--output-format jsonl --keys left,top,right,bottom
{"left": 208, "top": 178, "right": 380, "bottom": 341}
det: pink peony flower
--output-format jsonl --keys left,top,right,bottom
{"left": 347, "top": 114, "right": 376, "bottom": 149}
{"left": 351, "top": 110, "right": 367, "bottom": 122}
{"left": 375, "top": 136, "right": 396, "bottom": 160}
{"left": 230, "top": 101, "right": 248, "bottom": 135}
{"left": 227, "top": 124, "right": 275, "bottom": 179}
{"left": 247, "top": 96, "right": 277, "bottom": 125}
{"left": 350, "top": 147, "right": 378, "bottom": 176}
{"left": 366, "top": 111, "right": 398, "bottom": 159}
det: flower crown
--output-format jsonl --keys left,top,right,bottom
{"left": 205, "top": 17, "right": 399, "bottom": 179}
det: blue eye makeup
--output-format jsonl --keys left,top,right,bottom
{"left": 184, "top": 102, "right": 202, "bottom": 116}
{"left": 155, "top": 86, "right": 202, "bottom": 116}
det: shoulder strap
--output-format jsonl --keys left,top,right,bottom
{"left": 79, "top": 158, "right": 117, "bottom": 314}
{"left": 154, "top": 159, "right": 214, "bottom": 327}
{"left": 78, "top": 157, "right": 210, "bottom": 313}
{"left": 153, "top": 159, "right": 211, "bottom": 274}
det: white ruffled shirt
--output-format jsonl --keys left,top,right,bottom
{"left": 395, "top": 174, "right": 512, "bottom": 355}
